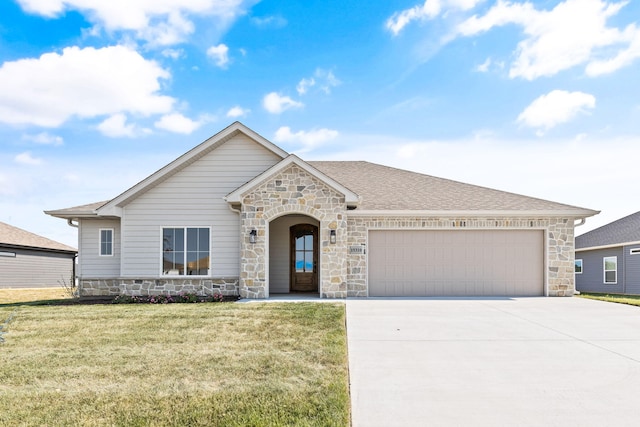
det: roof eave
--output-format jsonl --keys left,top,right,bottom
{"left": 347, "top": 209, "right": 600, "bottom": 218}
{"left": 576, "top": 240, "right": 640, "bottom": 252}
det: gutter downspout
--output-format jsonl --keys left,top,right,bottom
{"left": 228, "top": 204, "right": 242, "bottom": 298}
{"left": 66, "top": 218, "right": 79, "bottom": 294}
{"left": 573, "top": 218, "right": 587, "bottom": 295}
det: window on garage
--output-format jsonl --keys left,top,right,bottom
{"left": 575, "top": 259, "right": 583, "bottom": 274}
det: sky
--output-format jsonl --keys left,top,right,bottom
{"left": 1, "top": 0, "right": 639, "bottom": 248}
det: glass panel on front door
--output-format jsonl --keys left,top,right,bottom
{"left": 295, "top": 235, "right": 314, "bottom": 272}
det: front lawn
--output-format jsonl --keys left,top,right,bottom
{"left": 0, "top": 301, "right": 349, "bottom": 426}
{"left": 578, "top": 292, "right": 640, "bottom": 307}
{"left": 0, "top": 287, "right": 72, "bottom": 304}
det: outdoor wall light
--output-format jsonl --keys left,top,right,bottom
{"left": 330, "top": 229, "right": 336, "bottom": 244}
{"left": 249, "top": 229, "right": 257, "bottom": 244}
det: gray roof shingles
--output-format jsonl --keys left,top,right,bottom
{"left": 0, "top": 221, "right": 76, "bottom": 252}
{"left": 309, "top": 161, "right": 595, "bottom": 213}
{"left": 576, "top": 211, "right": 640, "bottom": 249}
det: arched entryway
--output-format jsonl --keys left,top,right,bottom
{"left": 269, "top": 214, "right": 320, "bottom": 294}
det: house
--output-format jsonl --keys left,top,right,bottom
{"left": 0, "top": 221, "right": 77, "bottom": 288}
{"left": 575, "top": 211, "right": 640, "bottom": 295}
{"left": 46, "top": 122, "right": 598, "bottom": 298}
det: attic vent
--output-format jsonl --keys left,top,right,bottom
{"left": 631, "top": 248, "right": 640, "bottom": 255}
{"left": 0, "top": 251, "right": 16, "bottom": 257}
{"left": 349, "top": 245, "right": 366, "bottom": 255}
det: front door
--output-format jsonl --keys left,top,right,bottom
{"left": 290, "top": 224, "right": 318, "bottom": 292}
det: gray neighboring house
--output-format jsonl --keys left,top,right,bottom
{"left": 46, "top": 122, "right": 598, "bottom": 299}
{"left": 0, "top": 221, "right": 77, "bottom": 288}
{"left": 575, "top": 211, "right": 640, "bottom": 294}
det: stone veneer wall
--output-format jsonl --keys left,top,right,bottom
{"left": 240, "top": 164, "right": 348, "bottom": 298}
{"left": 79, "top": 277, "right": 238, "bottom": 297}
{"left": 346, "top": 216, "right": 576, "bottom": 297}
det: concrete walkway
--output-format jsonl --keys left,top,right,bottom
{"left": 346, "top": 297, "right": 640, "bottom": 427}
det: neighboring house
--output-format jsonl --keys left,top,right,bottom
{"left": 46, "top": 122, "right": 598, "bottom": 299}
{"left": 575, "top": 211, "right": 640, "bottom": 295}
{"left": 0, "top": 221, "right": 77, "bottom": 288}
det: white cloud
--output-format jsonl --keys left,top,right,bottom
{"left": 262, "top": 92, "right": 304, "bottom": 114}
{"left": 386, "top": 0, "right": 484, "bottom": 35}
{"left": 475, "top": 57, "right": 491, "bottom": 72}
{"left": 251, "top": 15, "right": 287, "bottom": 28}
{"left": 586, "top": 24, "right": 640, "bottom": 76}
{"left": 457, "top": 0, "right": 638, "bottom": 80}
{"left": 207, "top": 43, "right": 229, "bottom": 68}
{"left": 296, "top": 77, "right": 315, "bottom": 95}
{"left": 154, "top": 112, "right": 211, "bottom": 134}
{"left": 226, "top": 106, "right": 250, "bottom": 118}
{"left": 0, "top": 45, "right": 174, "bottom": 127}
{"left": 17, "top": 0, "right": 251, "bottom": 46}
{"left": 296, "top": 69, "right": 341, "bottom": 96}
{"left": 22, "top": 132, "right": 64, "bottom": 146}
{"left": 161, "top": 48, "right": 184, "bottom": 59}
{"left": 517, "top": 90, "right": 596, "bottom": 134}
{"left": 15, "top": 151, "right": 43, "bottom": 166}
{"left": 97, "top": 113, "right": 138, "bottom": 138}
{"left": 273, "top": 126, "right": 339, "bottom": 152}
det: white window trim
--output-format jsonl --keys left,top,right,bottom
{"left": 575, "top": 259, "right": 583, "bottom": 275}
{"left": 160, "top": 226, "right": 211, "bottom": 277}
{"left": 630, "top": 248, "right": 640, "bottom": 255}
{"left": 99, "top": 228, "right": 114, "bottom": 257}
{"left": 603, "top": 256, "right": 617, "bottom": 284}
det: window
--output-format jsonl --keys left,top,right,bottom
{"left": 630, "top": 248, "right": 640, "bottom": 255}
{"left": 162, "top": 227, "right": 210, "bottom": 276}
{"left": 603, "top": 256, "right": 617, "bottom": 284}
{"left": 100, "top": 229, "right": 113, "bottom": 256}
{"left": 575, "top": 259, "right": 583, "bottom": 274}
{"left": 295, "top": 234, "right": 314, "bottom": 273}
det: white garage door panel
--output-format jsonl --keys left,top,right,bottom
{"left": 369, "top": 230, "right": 543, "bottom": 297}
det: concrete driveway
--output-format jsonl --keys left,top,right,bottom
{"left": 346, "top": 297, "right": 640, "bottom": 427}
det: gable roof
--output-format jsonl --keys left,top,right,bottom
{"left": 97, "top": 122, "right": 288, "bottom": 216}
{"left": 576, "top": 211, "right": 640, "bottom": 250}
{"left": 0, "top": 221, "right": 76, "bottom": 253}
{"left": 225, "top": 155, "right": 360, "bottom": 205}
{"left": 309, "top": 161, "right": 598, "bottom": 217}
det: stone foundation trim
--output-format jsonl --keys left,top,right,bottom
{"left": 79, "top": 277, "right": 239, "bottom": 297}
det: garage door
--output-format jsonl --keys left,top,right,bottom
{"left": 368, "top": 230, "right": 543, "bottom": 297}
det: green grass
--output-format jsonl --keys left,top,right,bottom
{"left": 578, "top": 292, "right": 640, "bottom": 307}
{"left": 0, "top": 301, "right": 350, "bottom": 426}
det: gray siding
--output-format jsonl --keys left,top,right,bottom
{"left": 624, "top": 244, "right": 640, "bottom": 294}
{"left": 121, "top": 134, "right": 281, "bottom": 277}
{"left": 78, "top": 219, "right": 121, "bottom": 277}
{"left": 0, "top": 246, "right": 75, "bottom": 288}
{"left": 269, "top": 215, "right": 319, "bottom": 293}
{"left": 575, "top": 247, "right": 624, "bottom": 294}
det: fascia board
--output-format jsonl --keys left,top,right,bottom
{"left": 576, "top": 241, "right": 640, "bottom": 252}
{"left": 347, "top": 209, "right": 600, "bottom": 218}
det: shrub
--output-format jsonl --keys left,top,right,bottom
{"left": 113, "top": 293, "right": 224, "bottom": 304}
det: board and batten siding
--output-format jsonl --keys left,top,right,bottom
{"left": 269, "top": 215, "right": 320, "bottom": 293}
{"left": 624, "top": 244, "right": 640, "bottom": 294}
{"left": 78, "top": 219, "right": 121, "bottom": 277}
{"left": 575, "top": 247, "right": 624, "bottom": 294}
{"left": 120, "top": 134, "right": 282, "bottom": 277}
{"left": 0, "top": 246, "right": 75, "bottom": 288}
